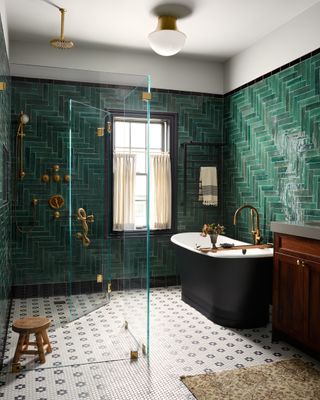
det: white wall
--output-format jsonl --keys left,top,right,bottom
{"left": 224, "top": 2, "right": 320, "bottom": 93}
{"left": 9, "top": 2, "right": 320, "bottom": 94}
{"left": 9, "top": 41, "right": 224, "bottom": 94}
{"left": 0, "top": 0, "right": 8, "bottom": 55}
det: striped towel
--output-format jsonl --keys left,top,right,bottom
{"left": 198, "top": 166, "right": 218, "bottom": 206}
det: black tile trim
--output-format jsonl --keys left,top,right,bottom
{"left": 11, "top": 276, "right": 180, "bottom": 298}
{"left": 225, "top": 47, "right": 320, "bottom": 96}
{"left": 11, "top": 76, "right": 223, "bottom": 98}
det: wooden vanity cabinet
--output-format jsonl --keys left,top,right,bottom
{"left": 272, "top": 233, "right": 320, "bottom": 356}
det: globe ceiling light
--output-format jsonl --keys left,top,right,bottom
{"left": 148, "top": 15, "right": 186, "bottom": 56}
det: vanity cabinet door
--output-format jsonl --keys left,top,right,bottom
{"left": 306, "top": 259, "right": 320, "bottom": 351}
{"left": 273, "top": 252, "right": 306, "bottom": 341}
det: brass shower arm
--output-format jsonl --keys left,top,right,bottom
{"left": 59, "top": 8, "right": 65, "bottom": 40}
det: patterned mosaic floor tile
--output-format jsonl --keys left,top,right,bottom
{"left": 1, "top": 286, "right": 319, "bottom": 399}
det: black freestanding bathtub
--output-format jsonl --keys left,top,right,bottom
{"left": 171, "top": 232, "right": 273, "bottom": 328}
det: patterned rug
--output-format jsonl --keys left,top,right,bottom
{"left": 181, "top": 359, "right": 320, "bottom": 399}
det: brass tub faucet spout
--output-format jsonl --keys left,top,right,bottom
{"left": 233, "top": 204, "right": 262, "bottom": 245}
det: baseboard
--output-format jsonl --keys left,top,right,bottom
{"left": 0, "top": 293, "right": 13, "bottom": 371}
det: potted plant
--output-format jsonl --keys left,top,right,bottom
{"left": 201, "top": 223, "right": 225, "bottom": 248}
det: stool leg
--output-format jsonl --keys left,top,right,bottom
{"left": 23, "top": 334, "right": 30, "bottom": 352}
{"left": 41, "top": 329, "right": 52, "bottom": 353}
{"left": 35, "top": 332, "right": 46, "bottom": 363}
{"left": 13, "top": 334, "right": 26, "bottom": 363}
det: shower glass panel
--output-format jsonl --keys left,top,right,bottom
{"left": 67, "top": 101, "right": 111, "bottom": 321}
{"left": 113, "top": 78, "right": 151, "bottom": 358}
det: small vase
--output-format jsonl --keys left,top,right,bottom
{"left": 209, "top": 233, "right": 218, "bottom": 248}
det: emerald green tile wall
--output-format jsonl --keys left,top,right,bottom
{"left": 0, "top": 17, "right": 11, "bottom": 365}
{"left": 11, "top": 78, "right": 224, "bottom": 286}
{"left": 224, "top": 53, "right": 320, "bottom": 243}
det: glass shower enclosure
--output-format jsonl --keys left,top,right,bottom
{"left": 8, "top": 69, "right": 151, "bottom": 372}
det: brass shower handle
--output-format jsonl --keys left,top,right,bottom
{"left": 75, "top": 207, "right": 94, "bottom": 247}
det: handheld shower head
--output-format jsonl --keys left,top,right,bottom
{"left": 16, "top": 111, "right": 29, "bottom": 179}
{"left": 19, "top": 112, "right": 29, "bottom": 125}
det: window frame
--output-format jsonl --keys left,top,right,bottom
{"left": 108, "top": 110, "right": 178, "bottom": 237}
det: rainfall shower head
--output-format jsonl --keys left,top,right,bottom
{"left": 50, "top": 8, "right": 74, "bottom": 49}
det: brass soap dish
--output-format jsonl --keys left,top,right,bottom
{"left": 220, "top": 243, "right": 234, "bottom": 248}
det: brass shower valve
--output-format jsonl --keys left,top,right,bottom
{"left": 48, "top": 195, "right": 64, "bottom": 209}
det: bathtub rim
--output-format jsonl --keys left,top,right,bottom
{"left": 171, "top": 232, "right": 273, "bottom": 259}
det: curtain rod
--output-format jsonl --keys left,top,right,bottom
{"left": 180, "top": 141, "right": 225, "bottom": 147}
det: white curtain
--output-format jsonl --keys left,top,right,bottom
{"left": 151, "top": 154, "right": 171, "bottom": 229}
{"left": 113, "top": 153, "right": 136, "bottom": 231}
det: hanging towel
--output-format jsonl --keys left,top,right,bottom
{"left": 198, "top": 166, "right": 218, "bottom": 206}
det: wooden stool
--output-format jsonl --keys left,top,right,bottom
{"left": 12, "top": 316, "right": 52, "bottom": 364}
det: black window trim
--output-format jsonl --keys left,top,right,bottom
{"left": 106, "top": 110, "right": 178, "bottom": 238}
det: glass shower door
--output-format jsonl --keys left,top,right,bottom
{"left": 67, "top": 100, "right": 110, "bottom": 322}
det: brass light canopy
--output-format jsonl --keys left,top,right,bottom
{"left": 50, "top": 8, "right": 74, "bottom": 49}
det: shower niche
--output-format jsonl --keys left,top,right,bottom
{"left": 8, "top": 69, "right": 151, "bottom": 372}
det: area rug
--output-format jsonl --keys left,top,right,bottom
{"left": 181, "top": 359, "right": 320, "bottom": 399}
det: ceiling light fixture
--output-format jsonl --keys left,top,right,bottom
{"left": 148, "top": 15, "right": 186, "bottom": 56}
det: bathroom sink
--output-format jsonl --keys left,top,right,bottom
{"left": 304, "top": 221, "right": 320, "bottom": 227}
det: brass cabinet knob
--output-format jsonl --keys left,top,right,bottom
{"left": 296, "top": 259, "right": 306, "bottom": 268}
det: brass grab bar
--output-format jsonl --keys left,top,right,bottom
{"left": 75, "top": 208, "right": 94, "bottom": 247}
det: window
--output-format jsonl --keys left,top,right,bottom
{"left": 111, "top": 111, "right": 177, "bottom": 233}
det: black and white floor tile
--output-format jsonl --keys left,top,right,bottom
{"left": 0, "top": 286, "right": 319, "bottom": 399}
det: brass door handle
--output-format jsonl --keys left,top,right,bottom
{"left": 75, "top": 207, "right": 94, "bottom": 247}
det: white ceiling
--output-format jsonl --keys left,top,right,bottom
{"left": 5, "top": 0, "right": 320, "bottom": 61}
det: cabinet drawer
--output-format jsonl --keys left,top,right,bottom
{"left": 275, "top": 233, "right": 320, "bottom": 259}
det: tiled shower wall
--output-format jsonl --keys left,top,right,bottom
{"left": 224, "top": 52, "right": 320, "bottom": 243}
{"left": 11, "top": 48, "right": 320, "bottom": 289}
{"left": 0, "top": 17, "right": 11, "bottom": 363}
{"left": 10, "top": 78, "right": 224, "bottom": 286}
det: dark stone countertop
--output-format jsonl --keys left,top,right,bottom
{"left": 270, "top": 221, "right": 320, "bottom": 241}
